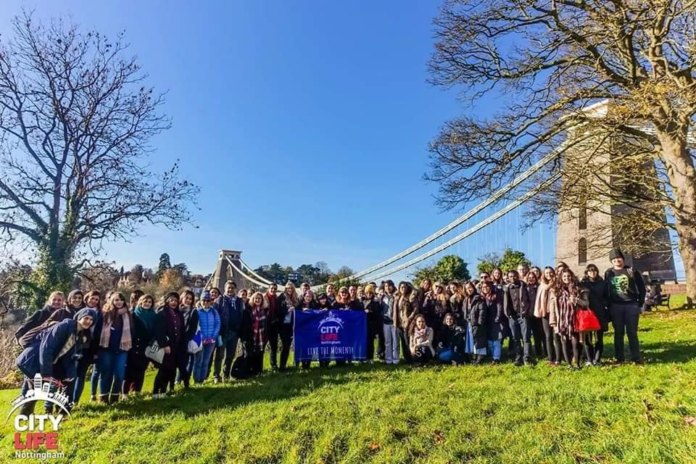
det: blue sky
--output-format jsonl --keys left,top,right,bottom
{"left": 4, "top": 1, "right": 680, "bottom": 280}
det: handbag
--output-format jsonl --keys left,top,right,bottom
{"left": 145, "top": 340, "right": 165, "bottom": 364}
{"left": 188, "top": 323, "right": 203, "bottom": 354}
{"left": 575, "top": 309, "right": 601, "bottom": 333}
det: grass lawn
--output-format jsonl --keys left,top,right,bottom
{"left": 1, "top": 309, "right": 695, "bottom": 463}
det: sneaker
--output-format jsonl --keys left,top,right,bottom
{"left": 585, "top": 362, "right": 593, "bottom": 367}
{"left": 213, "top": 376, "right": 220, "bottom": 384}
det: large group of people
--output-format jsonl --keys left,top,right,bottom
{"left": 14, "top": 247, "right": 648, "bottom": 411}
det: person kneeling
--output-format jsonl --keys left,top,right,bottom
{"left": 409, "top": 315, "right": 434, "bottom": 365}
{"left": 436, "top": 313, "right": 465, "bottom": 365}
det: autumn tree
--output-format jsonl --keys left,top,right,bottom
{"left": 426, "top": 0, "right": 696, "bottom": 302}
{"left": 0, "top": 13, "right": 198, "bottom": 304}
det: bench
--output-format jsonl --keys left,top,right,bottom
{"left": 657, "top": 294, "right": 671, "bottom": 310}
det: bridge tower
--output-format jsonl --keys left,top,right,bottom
{"left": 212, "top": 250, "right": 245, "bottom": 291}
{"left": 555, "top": 101, "right": 677, "bottom": 281}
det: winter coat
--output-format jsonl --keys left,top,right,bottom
{"left": 266, "top": 292, "right": 280, "bottom": 325}
{"left": 155, "top": 306, "right": 186, "bottom": 369}
{"left": 482, "top": 294, "right": 505, "bottom": 341}
{"left": 394, "top": 293, "right": 417, "bottom": 331}
{"left": 130, "top": 309, "right": 158, "bottom": 356}
{"left": 524, "top": 284, "right": 539, "bottom": 317}
{"left": 534, "top": 281, "right": 558, "bottom": 325}
{"left": 580, "top": 277, "right": 609, "bottom": 331}
{"left": 362, "top": 298, "right": 383, "bottom": 328}
{"left": 435, "top": 323, "right": 466, "bottom": 363}
{"left": 331, "top": 300, "right": 363, "bottom": 311}
{"left": 503, "top": 281, "right": 531, "bottom": 318}
{"left": 215, "top": 295, "right": 244, "bottom": 336}
{"left": 421, "top": 293, "right": 450, "bottom": 333}
{"left": 463, "top": 295, "right": 487, "bottom": 349}
{"left": 181, "top": 307, "right": 200, "bottom": 343}
{"left": 16, "top": 319, "right": 85, "bottom": 380}
{"left": 197, "top": 307, "right": 221, "bottom": 340}
{"left": 15, "top": 306, "right": 57, "bottom": 346}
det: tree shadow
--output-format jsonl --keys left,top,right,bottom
{"left": 638, "top": 340, "right": 696, "bottom": 364}
{"left": 99, "top": 363, "right": 412, "bottom": 419}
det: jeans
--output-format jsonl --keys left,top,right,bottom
{"left": 509, "top": 316, "right": 532, "bottom": 363}
{"left": 90, "top": 361, "right": 101, "bottom": 397}
{"left": 487, "top": 339, "right": 502, "bottom": 360}
{"left": 213, "top": 331, "right": 239, "bottom": 379}
{"left": 397, "top": 327, "right": 412, "bottom": 363}
{"left": 97, "top": 349, "right": 128, "bottom": 396}
{"left": 193, "top": 343, "right": 216, "bottom": 383}
{"left": 383, "top": 324, "right": 399, "bottom": 364}
{"left": 610, "top": 303, "right": 641, "bottom": 361}
{"left": 72, "top": 357, "right": 92, "bottom": 404}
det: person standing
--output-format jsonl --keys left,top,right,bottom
{"left": 124, "top": 294, "right": 158, "bottom": 394}
{"left": 555, "top": 269, "right": 585, "bottom": 369}
{"left": 277, "top": 282, "right": 299, "bottom": 370}
{"left": 394, "top": 282, "right": 417, "bottom": 364}
{"left": 193, "top": 291, "right": 220, "bottom": 383}
{"left": 213, "top": 281, "right": 244, "bottom": 382}
{"left": 480, "top": 281, "right": 504, "bottom": 364}
{"left": 178, "top": 290, "right": 199, "bottom": 390}
{"left": 524, "top": 273, "right": 545, "bottom": 359}
{"left": 298, "top": 290, "right": 318, "bottom": 369}
{"left": 362, "top": 284, "right": 383, "bottom": 363}
{"left": 73, "top": 290, "right": 100, "bottom": 404}
{"left": 95, "top": 292, "right": 133, "bottom": 403}
{"left": 462, "top": 282, "right": 487, "bottom": 364}
{"left": 265, "top": 283, "right": 281, "bottom": 370}
{"left": 245, "top": 292, "right": 268, "bottom": 375}
{"left": 535, "top": 267, "right": 561, "bottom": 365}
{"left": 15, "top": 291, "right": 65, "bottom": 346}
{"left": 381, "top": 280, "right": 399, "bottom": 365}
{"left": 153, "top": 292, "right": 186, "bottom": 397}
{"left": 580, "top": 264, "right": 609, "bottom": 365}
{"left": 604, "top": 248, "right": 646, "bottom": 364}
{"left": 503, "top": 270, "right": 532, "bottom": 366}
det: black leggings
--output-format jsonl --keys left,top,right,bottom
{"left": 541, "top": 317, "right": 562, "bottom": 363}
{"left": 582, "top": 331, "right": 604, "bottom": 363}
{"left": 279, "top": 324, "right": 293, "bottom": 369}
{"left": 560, "top": 333, "right": 580, "bottom": 367}
{"left": 153, "top": 367, "right": 176, "bottom": 394}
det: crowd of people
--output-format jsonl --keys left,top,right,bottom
{"left": 13, "top": 247, "right": 648, "bottom": 412}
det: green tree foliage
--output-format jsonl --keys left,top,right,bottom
{"left": 476, "top": 248, "right": 531, "bottom": 276}
{"left": 412, "top": 255, "right": 471, "bottom": 287}
{"left": 158, "top": 253, "right": 172, "bottom": 275}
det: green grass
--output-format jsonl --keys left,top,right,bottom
{"left": 1, "top": 310, "right": 696, "bottom": 463}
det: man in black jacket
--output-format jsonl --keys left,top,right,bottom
{"left": 212, "top": 281, "right": 245, "bottom": 382}
{"left": 604, "top": 248, "right": 646, "bottom": 364}
{"left": 503, "top": 271, "right": 532, "bottom": 366}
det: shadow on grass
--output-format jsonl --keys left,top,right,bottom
{"left": 102, "top": 363, "right": 413, "bottom": 419}
{"left": 639, "top": 340, "right": 696, "bottom": 364}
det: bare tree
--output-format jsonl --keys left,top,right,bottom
{"left": 426, "top": 0, "right": 696, "bottom": 302}
{"left": 0, "top": 13, "right": 198, "bottom": 303}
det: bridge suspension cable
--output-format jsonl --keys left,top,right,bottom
{"left": 239, "top": 258, "right": 274, "bottom": 286}
{"left": 346, "top": 144, "right": 569, "bottom": 281}
{"left": 361, "top": 173, "right": 561, "bottom": 282}
{"left": 225, "top": 256, "right": 273, "bottom": 288}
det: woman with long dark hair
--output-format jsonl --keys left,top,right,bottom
{"left": 534, "top": 267, "right": 561, "bottom": 365}
{"left": 246, "top": 292, "right": 268, "bottom": 375}
{"left": 153, "top": 292, "right": 186, "bottom": 397}
{"left": 555, "top": 269, "right": 586, "bottom": 369}
{"left": 409, "top": 314, "right": 434, "bottom": 365}
{"left": 124, "top": 294, "right": 158, "bottom": 394}
{"left": 580, "top": 264, "right": 609, "bottom": 365}
{"left": 178, "top": 289, "right": 199, "bottom": 390}
{"left": 480, "top": 280, "right": 504, "bottom": 364}
{"left": 462, "top": 281, "right": 487, "bottom": 364}
{"left": 277, "top": 282, "right": 299, "bottom": 371}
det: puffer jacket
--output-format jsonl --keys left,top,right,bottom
{"left": 197, "top": 306, "right": 220, "bottom": 340}
{"left": 463, "top": 294, "right": 487, "bottom": 349}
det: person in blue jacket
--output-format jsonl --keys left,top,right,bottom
{"left": 193, "top": 291, "right": 220, "bottom": 383}
{"left": 15, "top": 308, "right": 96, "bottom": 415}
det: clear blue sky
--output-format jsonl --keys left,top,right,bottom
{"left": 5, "top": 1, "right": 679, "bottom": 280}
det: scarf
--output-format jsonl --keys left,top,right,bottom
{"left": 557, "top": 288, "right": 576, "bottom": 337}
{"left": 414, "top": 326, "right": 428, "bottom": 343}
{"left": 134, "top": 306, "right": 158, "bottom": 334}
{"left": 100, "top": 306, "right": 132, "bottom": 351}
{"left": 251, "top": 306, "right": 267, "bottom": 350}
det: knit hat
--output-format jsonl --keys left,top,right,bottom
{"left": 74, "top": 308, "right": 97, "bottom": 323}
{"left": 202, "top": 290, "right": 212, "bottom": 301}
{"left": 609, "top": 248, "right": 625, "bottom": 261}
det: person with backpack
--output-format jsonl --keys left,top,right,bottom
{"left": 124, "top": 294, "right": 158, "bottom": 394}
{"left": 15, "top": 308, "right": 97, "bottom": 415}
{"left": 95, "top": 292, "right": 133, "bottom": 403}
{"left": 193, "top": 291, "right": 220, "bottom": 384}
{"left": 604, "top": 248, "right": 646, "bottom": 364}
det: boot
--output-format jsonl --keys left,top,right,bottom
{"left": 98, "top": 394, "right": 109, "bottom": 404}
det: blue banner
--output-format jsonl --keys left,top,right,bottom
{"left": 294, "top": 310, "right": 367, "bottom": 362}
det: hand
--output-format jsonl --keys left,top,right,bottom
{"left": 164, "top": 347, "right": 171, "bottom": 355}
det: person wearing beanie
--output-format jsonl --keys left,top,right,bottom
{"left": 604, "top": 248, "right": 646, "bottom": 364}
{"left": 193, "top": 291, "right": 220, "bottom": 383}
{"left": 15, "top": 308, "right": 95, "bottom": 415}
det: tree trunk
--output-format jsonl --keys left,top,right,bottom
{"left": 30, "top": 244, "right": 74, "bottom": 307}
{"left": 657, "top": 131, "right": 696, "bottom": 307}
